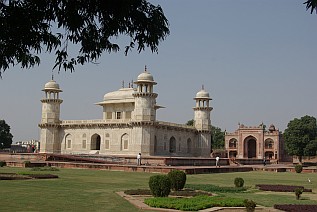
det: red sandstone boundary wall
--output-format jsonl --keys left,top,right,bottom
{"left": 0, "top": 153, "right": 39, "bottom": 161}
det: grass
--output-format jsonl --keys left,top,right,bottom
{"left": 0, "top": 167, "right": 317, "bottom": 211}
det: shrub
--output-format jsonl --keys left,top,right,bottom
{"left": 244, "top": 199, "right": 256, "bottom": 212}
{"left": 274, "top": 204, "right": 317, "bottom": 211}
{"left": 167, "top": 170, "right": 186, "bottom": 191}
{"left": 234, "top": 177, "right": 244, "bottom": 188}
{"left": 256, "top": 184, "right": 312, "bottom": 192}
{"left": 295, "top": 164, "right": 303, "bottom": 173}
{"left": 185, "top": 184, "right": 247, "bottom": 193}
{"left": 31, "top": 166, "right": 59, "bottom": 171}
{"left": 295, "top": 188, "right": 303, "bottom": 200}
{"left": 27, "top": 174, "right": 58, "bottom": 179}
{"left": 144, "top": 195, "right": 245, "bottom": 211}
{"left": 149, "top": 175, "right": 171, "bottom": 197}
{"left": 0, "top": 161, "right": 6, "bottom": 167}
{"left": 23, "top": 161, "right": 31, "bottom": 167}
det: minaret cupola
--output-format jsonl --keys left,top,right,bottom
{"left": 133, "top": 66, "right": 158, "bottom": 121}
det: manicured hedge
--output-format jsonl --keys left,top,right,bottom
{"left": 185, "top": 184, "right": 247, "bottom": 193}
{"left": 234, "top": 177, "right": 244, "bottom": 187}
{"left": 149, "top": 175, "right": 171, "bottom": 197}
{"left": 27, "top": 174, "right": 58, "bottom": 179}
{"left": 274, "top": 204, "right": 317, "bottom": 212}
{"left": 167, "top": 170, "right": 186, "bottom": 191}
{"left": 0, "top": 173, "right": 58, "bottom": 180}
{"left": 256, "top": 184, "right": 312, "bottom": 192}
{"left": 144, "top": 195, "right": 245, "bottom": 211}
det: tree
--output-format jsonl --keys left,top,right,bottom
{"left": 185, "top": 119, "right": 194, "bottom": 126}
{"left": 0, "top": 119, "right": 13, "bottom": 149}
{"left": 304, "top": 0, "right": 317, "bottom": 14}
{"left": 211, "top": 125, "right": 225, "bottom": 149}
{"left": 0, "top": 0, "right": 170, "bottom": 77}
{"left": 284, "top": 115, "right": 317, "bottom": 163}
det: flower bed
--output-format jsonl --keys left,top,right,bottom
{"left": 256, "top": 184, "right": 312, "bottom": 192}
{"left": 274, "top": 204, "right": 317, "bottom": 212}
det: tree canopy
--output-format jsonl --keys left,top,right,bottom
{"left": 211, "top": 126, "right": 225, "bottom": 149}
{"left": 304, "top": 0, "right": 317, "bottom": 14}
{"left": 0, "top": 0, "right": 169, "bottom": 77}
{"left": 284, "top": 115, "right": 317, "bottom": 162}
{"left": 0, "top": 119, "right": 13, "bottom": 149}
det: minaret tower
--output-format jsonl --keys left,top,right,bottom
{"left": 39, "top": 78, "right": 63, "bottom": 153}
{"left": 193, "top": 86, "right": 213, "bottom": 156}
{"left": 133, "top": 66, "right": 158, "bottom": 121}
{"left": 194, "top": 85, "right": 212, "bottom": 130}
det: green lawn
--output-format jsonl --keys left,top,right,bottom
{"left": 1, "top": 167, "right": 317, "bottom": 211}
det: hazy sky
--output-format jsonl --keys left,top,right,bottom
{"left": 1, "top": 1, "right": 316, "bottom": 142}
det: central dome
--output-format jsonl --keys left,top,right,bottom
{"left": 103, "top": 88, "right": 135, "bottom": 101}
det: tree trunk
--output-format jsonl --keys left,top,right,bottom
{"left": 299, "top": 155, "right": 303, "bottom": 164}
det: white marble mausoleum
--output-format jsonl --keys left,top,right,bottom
{"left": 39, "top": 68, "right": 213, "bottom": 157}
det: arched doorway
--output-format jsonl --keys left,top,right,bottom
{"left": 91, "top": 134, "right": 101, "bottom": 150}
{"left": 265, "top": 151, "right": 274, "bottom": 159}
{"left": 169, "top": 137, "right": 176, "bottom": 153}
{"left": 244, "top": 136, "right": 256, "bottom": 158}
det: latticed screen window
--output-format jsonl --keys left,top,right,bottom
{"left": 82, "top": 140, "right": 86, "bottom": 149}
{"left": 67, "top": 140, "right": 71, "bottom": 148}
{"left": 105, "top": 140, "right": 110, "bottom": 149}
{"left": 124, "top": 140, "right": 128, "bottom": 149}
{"left": 116, "top": 112, "right": 121, "bottom": 119}
{"left": 106, "top": 112, "right": 112, "bottom": 119}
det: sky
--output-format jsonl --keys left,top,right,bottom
{"left": 0, "top": 0, "right": 316, "bottom": 143}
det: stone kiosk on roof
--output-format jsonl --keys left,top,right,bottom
{"left": 39, "top": 68, "right": 213, "bottom": 157}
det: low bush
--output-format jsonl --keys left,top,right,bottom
{"left": 295, "top": 164, "right": 303, "bottom": 173}
{"left": 144, "top": 195, "right": 245, "bottom": 211}
{"left": 185, "top": 184, "right": 247, "bottom": 193}
{"left": 244, "top": 199, "right": 256, "bottom": 212}
{"left": 274, "top": 204, "right": 317, "bottom": 212}
{"left": 23, "top": 161, "right": 31, "bottom": 167}
{"left": 256, "top": 184, "right": 312, "bottom": 192}
{"left": 149, "top": 175, "right": 171, "bottom": 197}
{"left": 167, "top": 170, "right": 186, "bottom": 191}
{"left": 294, "top": 188, "right": 303, "bottom": 200}
{"left": 234, "top": 177, "right": 244, "bottom": 187}
{"left": 27, "top": 174, "right": 58, "bottom": 179}
{"left": 0, "top": 161, "right": 6, "bottom": 167}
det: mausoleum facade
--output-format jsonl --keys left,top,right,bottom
{"left": 39, "top": 68, "right": 213, "bottom": 157}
